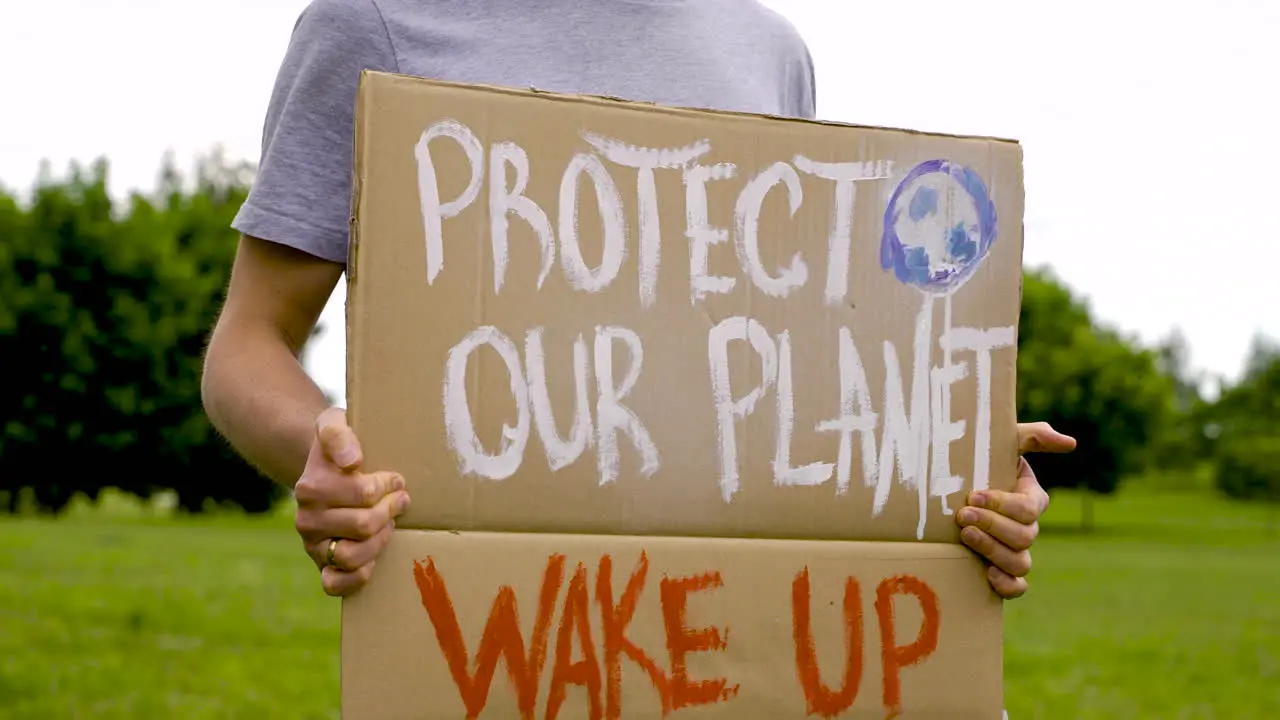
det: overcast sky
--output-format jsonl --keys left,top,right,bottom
{"left": 2, "top": 0, "right": 1276, "bottom": 404}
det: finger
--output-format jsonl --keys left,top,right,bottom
{"left": 1012, "top": 457, "right": 1051, "bottom": 512}
{"left": 1017, "top": 422, "right": 1077, "bottom": 454}
{"left": 316, "top": 407, "right": 362, "bottom": 470}
{"left": 295, "top": 470, "right": 405, "bottom": 509}
{"left": 296, "top": 491, "right": 411, "bottom": 542}
{"left": 986, "top": 566, "right": 1028, "bottom": 600}
{"left": 311, "top": 523, "right": 394, "bottom": 572}
{"left": 957, "top": 506, "right": 1039, "bottom": 551}
{"left": 966, "top": 483, "right": 1044, "bottom": 525}
{"left": 960, "top": 526, "right": 1033, "bottom": 577}
{"left": 321, "top": 560, "right": 377, "bottom": 598}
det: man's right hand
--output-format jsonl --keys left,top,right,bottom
{"left": 294, "top": 406, "right": 411, "bottom": 597}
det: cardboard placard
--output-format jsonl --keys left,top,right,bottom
{"left": 342, "top": 531, "right": 1002, "bottom": 720}
{"left": 344, "top": 70, "right": 1024, "bottom": 718}
{"left": 347, "top": 72, "right": 1024, "bottom": 544}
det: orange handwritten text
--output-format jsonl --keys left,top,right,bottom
{"left": 597, "top": 552, "right": 671, "bottom": 718}
{"left": 412, "top": 555, "right": 565, "bottom": 720}
{"left": 414, "top": 556, "right": 946, "bottom": 718}
{"left": 415, "top": 553, "right": 734, "bottom": 719}
{"left": 547, "top": 562, "right": 604, "bottom": 719}
{"left": 792, "top": 570, "right": 943, "bottom": 718}
{"left": 660, "top": 571, "right": 738, "bottom": 709}
{"left": 791, "top": 568, "right": 864, "bottom": 718}
{"left": 875, "top": 575, "right": 941, "bottom": 716}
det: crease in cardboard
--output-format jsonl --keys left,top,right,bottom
{"left": 466, "top": 104, "right": 494, "bottom": 526}
{"left": 392, "top": 529, "right": 987, "bottom": 561}
{"left": 345, "top": 74, "right": 372, "bottom": 431}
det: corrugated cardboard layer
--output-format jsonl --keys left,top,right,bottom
{"left": 348, "top": 71, "right": 1025, "bottom": 544}
{"left": 342, "top": 530, "right": 1003, "bottom": 720}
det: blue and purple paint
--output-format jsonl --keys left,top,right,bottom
{"left": 879, "top": 160, "right": 997, "bottom": 295}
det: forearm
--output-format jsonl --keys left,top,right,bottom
{"left": 202, "top": 327, "right": 330, "bottom": 488}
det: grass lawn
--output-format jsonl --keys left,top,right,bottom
{"left": 1006, "top": 490, "right": 1279, "bottom": 719}
{"left": 0, "top": 487, "right": 1276, "bottom": 719}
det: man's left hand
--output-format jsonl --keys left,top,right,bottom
{"left": 957, "top": 422, "right": 1076, "bottom": 599}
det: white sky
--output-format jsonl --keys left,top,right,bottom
{"left": 2, "top": 0, "right": 1276, "bottom": 405}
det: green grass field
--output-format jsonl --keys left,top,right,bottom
{"left": 0, "top": 487, "right": 1276, "bottom": 719}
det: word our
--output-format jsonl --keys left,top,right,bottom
{"left": 413, "top": 551, "right": 943, "bottom": 720}
{"left": 442, "top": 296, "right": 1012, "bottom": 540}
{"left": 415, "top": 119, "right": 894, "bottom": 307}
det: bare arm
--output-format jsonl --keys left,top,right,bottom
{"left": 204, "top": 0, "right": 408, "bottom": 597}
{"left": 202, "top": 234, "right": 409, "bottom": 597}
{"left": 201, "top": 234, "right": 342, "bottom": 487}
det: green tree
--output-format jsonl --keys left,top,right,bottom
{"left": 0, "top": 158, "right": 143, "bottom": 512}
{"left": 1150, "top": 328, "right": 1214, "bottom": 477}
{"left": 1016, "top": 267, "right": 1176, "bottom": 529}
{"left": 1209, "top": 335, "right": 1280, "bottom": 531}
{"left": 0, "top": 151, "right": 287, "bottom": 515}
{"left": 1241, "top": 333, "right": 1280, "bottom": 381}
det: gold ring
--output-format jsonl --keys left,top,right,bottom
{"left": 326, "top": 538, "right": 340, "bottom": 567}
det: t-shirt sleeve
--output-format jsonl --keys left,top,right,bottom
{"left": 764, "top": 8, "right": 816, "bottom": 121}
{"left": 790, "top": 44, "right": 817, "bottom": 120}
{"left": 231, "top": 0, "right": 399, "bottom": 264}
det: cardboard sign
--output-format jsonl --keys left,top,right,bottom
{"left": 344, "top": 70, "right": 1025, "bottom": 718}
{"left": 342, "top": 531, "right": 1002, "bottom": 720}
{"left": 347, "top": 72, "right": 1025, "bottom": 545}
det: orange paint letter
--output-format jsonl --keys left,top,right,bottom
{"left": 413, "top": 554, "right": 566, "bottom": 719}
{"left": 659, "top": 571, "right": 736, "bottom": 710}
{"left": 874, "top": 575, "right": 941, "bottom": 716}
{"left": 792, "top": 567, "right": 864, "bottom": 717}
{"left": 597, "top": 552, "right": 671, "bottom": 718}
{"left": 547, "top": 562, "right": 604, "bottom": 720}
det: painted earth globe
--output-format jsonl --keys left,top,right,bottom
{"left": 879, "top": 160, "right": 997, "bottom": 294}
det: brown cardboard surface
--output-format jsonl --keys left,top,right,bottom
{"left": 346, "top": 71, "right": 1025, "bottom": 544}
{"left": 342, "top": 530, "right": 1003, "bottom": 720}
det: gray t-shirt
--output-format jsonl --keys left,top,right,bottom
{"left": 233, "top": 0, "right": 817, "bottom": 264}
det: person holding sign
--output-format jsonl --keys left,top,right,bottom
{"left": 201, "top": 0, "right": 1075, "bottom": 602}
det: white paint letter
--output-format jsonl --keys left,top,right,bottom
{"left": 585, "top": 134, "right": 710, "bottom": 308}
{"left": 793, "top": 158, "right": 892, "bottom": 305}
{"left": 489, "top": 142, "right": 555, "bottom": 293}
{"left": 734, "top": 161, "right": 808, "bottom": 298}
{"left": 876, "top": 295, "right": 934, "bottom": 540}
{"left": 594, "top": 326, "right": 659, "bottom": 485}
{"left": 559, "top": 153, "right": 628, "bottom": 293}
{"left": 941, "top": 326, "right": 1016, "bottom": 493}
{"left": 774, "top": 330, "right": 835, "bottom": 487}
{"left": 525, "top": 328, "right": 593, "bottom": 472}
{"left": 685, "top": 163, "right": 738, "bottom": 303}
{"left": 816, "top": 327, "right": 880, "bottom": 495}
{"left": 442, "top": 326, "right": 530, "bottom": 480}
{"left": 930, "top": 360, "right": 969, "bottom": 511}
{"left": 415, "top": 119, "right": 484, "bottom": 285}
{"left": 708, "top": 317, "right": 778, "bottom": 502}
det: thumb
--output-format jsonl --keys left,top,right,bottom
{"left": 315, "top": 406, "right": 362, "bottom": 471}
{"left": 1013, "top": 456, "right": 1045, "bottom": 495}
{"left": 998, "top": 457, "right": 1050, "bottom": 517}
{"left": 1017, "top": 421, "right": 1076, "bottom": 455}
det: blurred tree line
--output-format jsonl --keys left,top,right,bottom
{"left": 0, "top": 151, "right": 292, "bottom": 514}
{"left": 1019, "top": 268, "right": 1280, "bottom": 529}
{"left": 0, "top": 153, "right": 1277, "bottom": 523}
